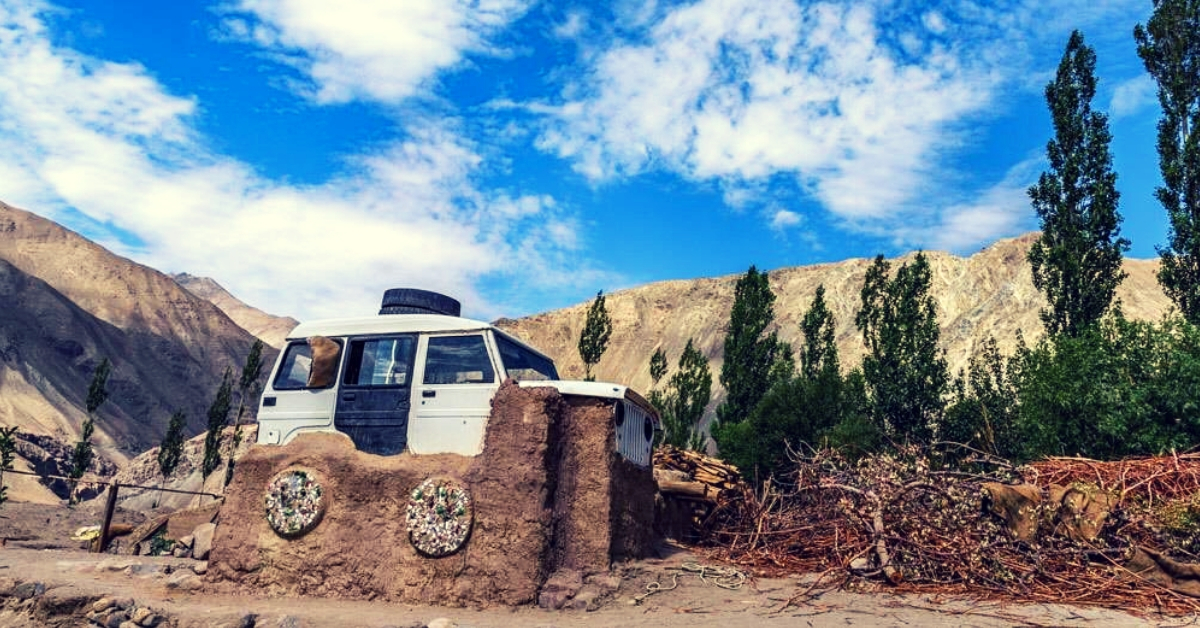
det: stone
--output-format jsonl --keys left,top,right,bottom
{"left": 11, "top": 581, "right": 45, "bottom": 600}
{"left": 0, "top": 577, "right": 17, "bottom": 595}
{"left": 587, "top": 574, "right": 622, "bottom": 592}
{"left": 567, "top": 589, "right": 599, "bottom": 611}
{"left": 193, "top": 561, "right": 209, "bottom": 575}
{"left": 120, "top": 622, "right": 141, "bottom": 628}
{"left": 233, "top": 612, "right": 257, "bottom": 628}
{"left": 426, "top": 619, "right": 457, "bottom": 628}
{"left": 192, "top": 523, "right": 217, "bottom": 561}
{"left": 173, "top": 546, "right": 188, "bottom": 558}
{"left": 131, "top": 607, "right": 157, "bottom": 626}
{"left": 275, "top": 615, "right": 298, "bottom": 628}
{"left": 93, "top": 597, "right": 116, "bottom": 612}
{"left": 178, "top": 535, "right": 195, "bottom": 549}
{"left": 106, "top": 613, "right": 128, "bottom": 628}
{"left": 166, "top": 571, "right": 204, "bottom": 591}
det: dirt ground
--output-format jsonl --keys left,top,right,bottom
{"left": 0, "top": 501, "right": 1179, "bottom": 628}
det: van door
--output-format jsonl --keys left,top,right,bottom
{"left": 334, "top": 335, "right": 417, "bottom": 455}
{"left": 409, "top": 332, "right": 500, "bottom": 455}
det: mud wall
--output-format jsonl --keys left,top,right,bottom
{"left": 207, "top": 382, "right": 656, "bottom": 607}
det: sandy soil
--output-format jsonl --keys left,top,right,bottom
{"left": 0, "top": 502, "right": 1175, "bottom": 628}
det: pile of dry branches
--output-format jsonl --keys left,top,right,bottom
{"left": 698, "top": 446, "right": 1200, "bottom": 615}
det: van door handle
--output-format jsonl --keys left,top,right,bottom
{"left": 342, "top": 392, "right": 356, "bottom": 401}
{"left": 422, "top": 390, "right": 436, "bottom": 398}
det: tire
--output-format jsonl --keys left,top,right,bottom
{"left": 379, "top": 288, "right": 461, "bottom": 317}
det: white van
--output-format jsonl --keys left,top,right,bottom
{"left": 256, "top": 289, "right": 659, "bottom": 466}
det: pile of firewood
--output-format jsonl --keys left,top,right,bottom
{"left": 652, "top": 446, "right": 742, "bottom": 502}
{"left": 698, "top": 445, "right": 1200, "bottom": 615}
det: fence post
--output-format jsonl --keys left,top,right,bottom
{"left": 98, "top": 483, "right": 119, "bottom": 553}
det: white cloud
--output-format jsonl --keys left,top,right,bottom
{"left": 0, "top": 0, "right": 584, "bottom": 320}
{"left": 770, "top": 209, "right": 802, "bottom": 231}
{"left": 220, "top": 0, "right": 534, "bottom": 104}
{"left": 536, "top": 0, "right": 991, "bottom": 223}
{"left": 552, "top": 10, "right": 587, "bottom": 40}
{"left": 1110, "top": 74, "right": 1156, "bottom": 120}
{"left": 534, "top": 0, "right": 1143, "bottom": 243}
{"left": 918, "top": 156, "right": 1043, "bottom": 252}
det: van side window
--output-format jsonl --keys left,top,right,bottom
{"left": 423, "top": 335, "right": 495, "bottom": 385}
{"left": 274, "top": 338, "right": 342, "bottom": 390}
{"left": 496, "top": 334, "right": 559, "bottom": 381}
{"left": 344, "top": 336, "right": 415, "bottom": 387}
{"left": 274, "top": 341, "right": 313, "bottom": 390}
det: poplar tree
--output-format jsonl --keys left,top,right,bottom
{"left": 155, "top": 410, "right": 187, "bottom": 507}
{"left": 225, "top": 339, "right": 265, "bottom": 487}
{"left": 202, "top": 368, "right": 234, "bottom": 479}
{"left": 578, "top": 291, "right": 613, "bottom": 381}
{"left": 1136, "top": 1, "right": 1200, "bottom": 323}
{"left": 1028, "top": 30, "right": 1128, "bottom": 338}
{"left": 716, "top": 266, "right": 781, "bottom": 425}
{"left": 660, "top": 339, "right": 712, "bottom": 451}
{"left": 800, "top": 285, "right": 839, "bottom": 381}
{"left": 856, "top": 253, "right": 948, "bottom": 444}
{"left": 70, "top": 357, "right": 110, "bottom": 500}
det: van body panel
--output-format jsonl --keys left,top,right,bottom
{"left": 334, "top": 334, "right": 417, "bottom": 455}
{"left": 407, "top": 332, "right": 501, "bottom": 455}
{"left": 256, "top": 305, "right": 661, "bottom": 466}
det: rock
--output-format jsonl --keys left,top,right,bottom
{"left": 538, "top": 570, "right": 583, "bottom": 610}
{"left": 192, "top": 523, "right": 216, "bottom": 561}
{"left": 172, "top": 546, "right": 188, "bottom": 558}
{"left": 178, "top": 535, "right": 195, "bottom": 549}
{"left": 275, "top": 615, "right": 298, "bottom": 628}
{"left": 106, "top": 613, "right": 129, "bottom": 628}
{"left": 235, "top": 612, "right": 258, "bottom": 628}
{"left": 193, "top": 561, "right": 209, "bottom": 575}
{"left": 567, "top": 589, "right": 599, "bottom": 611}
{"left": 131, "top": 607, "right": 157, "bottom": 626}
{"left": 11, "top": 581, "right": 45, "bottom": 600}
{"left": 93, "top": 597, "right": 117, "bottom": 612}
{"left": 120, "top": 622, "right": 141, "bottom": 628}
{"left": 98, "top": 558, "right": 136, "bottom": 572}
{"left": 0, "top": 577, "right": 16, "bottom": 595}
{"left": 426, "top": 619, "right": 457, "bottom": 628}
{"left": 166, "top": 571, "right": 203, "bottom": 591}
{"left": 587, "top": 574, "right": 622, "bottom": 592}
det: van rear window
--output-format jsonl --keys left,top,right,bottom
{"left": 423, "top": 335, "right": 495, "bottom": 385}
{"left": 496, "top": 334, "right": 558, "bottom": 381}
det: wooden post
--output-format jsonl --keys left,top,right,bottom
{"left": 98, "top": 483, "right": 119, "bottom": 553}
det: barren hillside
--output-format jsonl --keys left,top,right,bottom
{"left": 498, "top": 234, "right": 1172, "bottom": 409}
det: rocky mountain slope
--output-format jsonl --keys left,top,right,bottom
{"left": 171, "top": 274, "right": 297, "bottom": 349}
{"left": 497, "top": 234, "right": 1172, "bottom": 410}
{"left": 0, "top": 201, "right": 273, "bottom": 476}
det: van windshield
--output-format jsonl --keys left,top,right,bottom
{"left": 496, "top": 334, "right": 558, "bottom": 381}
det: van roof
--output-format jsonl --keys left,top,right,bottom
{"left": 286, "top": 314, "right": 553, "bottom": 361}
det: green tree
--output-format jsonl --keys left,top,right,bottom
{"left": 649, "top": 347, "right": 668, "bottom": 385}
{"left": 716, "top": 266, "right": 781, "bottom": 426}
{"left": 942, "top": 336, "right": 1020, "bottom": 459}
{"left": 800, "top": 285, "right": 839, "bottom": 381}
{"left": 1013, "top": 314, "right": 1200, "bottom": 460}
{"left": 855, "top": 253, "right": 949, "bottom": 444}
{"left": 0, "top": 426, "right": 18, "bottom": 509}
{"left": 659, "top": 339, "right": 712, "bottom": 450}
{"left": 225, "top": 339, "right": 265, "bottom": 486}
{"left": 202, "top": 368, "right": 234, "bottom": 479}
{"left": 578, "top": 291, "right": 613, "bottom": 381}
{"left": 155, "top": 410, "right": 187, "bottom": 507}
{"left": 717, "top": 287, "right": 844, "bottom": 479}
{"left": 1136, "top": 2, "right": 1200, "bottom": 323}
{"left": 70, "top": 357, "right": 110, "bottom": 500}
{"left": 1028, "top": 30, "right": 1129, "bottom": 338}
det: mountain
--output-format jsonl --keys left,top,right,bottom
{"left": 172, "top": 274, "right": 297, "bottom": 349}
{"left": 0, "top": 201, "right": 274, "bottom": 479}
{"left": 496, "top": 234, "right": 1172, "bottom": 412}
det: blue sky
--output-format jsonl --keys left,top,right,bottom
{"left": 0, "top": 0, "right": 1171, "bottom": 321}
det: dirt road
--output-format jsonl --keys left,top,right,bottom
{"left": 0, "top": 542, "right": 1171, "bottom": 627}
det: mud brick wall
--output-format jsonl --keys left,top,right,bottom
{"left": 207, "top": 381, "right": 655, "bottom": 607}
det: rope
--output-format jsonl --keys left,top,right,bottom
{"left": 634, "top": 561, "right": 747, "bottom": 604}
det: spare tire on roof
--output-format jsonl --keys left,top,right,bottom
{"left": 380, "top": 288, "right": 461, "bottom": 317}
